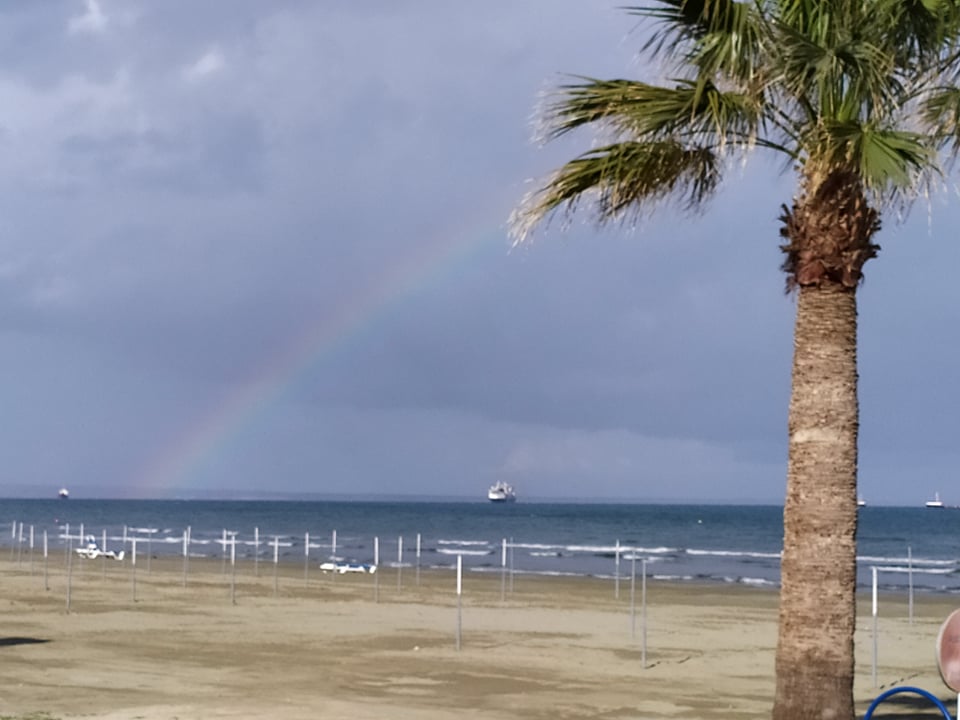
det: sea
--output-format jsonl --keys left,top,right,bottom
{"left": 2, "top": 499, "right": 959, "bottom": 594}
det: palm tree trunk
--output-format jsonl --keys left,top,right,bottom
{"left": 773, "top": 282, "right": 859, "bottom": 720}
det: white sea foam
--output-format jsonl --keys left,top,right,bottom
{"left": 686, "top": 548, "right": 781, "bottom": 559}
{"left": 566, "top": 544, "right": 676, "bottom": 555}
{"left": 513, "top": 542, "right": 564, "bottom": 551}
{"left": 872, "top": 565, "right": 954, "bottom": 575}
{"left": 857, "top": 555, "right": 956, "bottom": 566}
{"left": 436, "top": 548, "right": 491, "bottom": 557}
{"left": 741, "top": 577, "right": 777, "bottom": 587}
{"left": 437, "top": 539, "right": 490, "bottom": 547}
{"left": 650, "top": 574, "right": 695, "bottom": 582}
{"left": 631, "top": 546, "right": 677, "bottom": 555}
{"left": 620, "top": 553, "right": 663, "bottom": 562}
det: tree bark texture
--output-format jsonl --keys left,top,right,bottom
{"left": 773, "top": 283, "right": 859, "bottom": 720}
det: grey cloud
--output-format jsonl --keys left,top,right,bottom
{"left": 0, "top": 2, "right": 954, "bottom": 503}
{"left": 58, "top": 112, "right": 265, "bottom": 192}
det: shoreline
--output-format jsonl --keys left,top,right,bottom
{"left": 10, "top": 540, "right": 958, "bottom": 598}
{"left": 1, "top": 555, "right": 956, "bottom": 719}
{"left": 3, "top": 500, "right": 957, "bottom": 595}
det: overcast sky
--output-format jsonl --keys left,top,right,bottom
{"left": 0, "top": 1, "right": 957, "bottom": 505}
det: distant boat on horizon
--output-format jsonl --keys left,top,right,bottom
{"left": 58, "top": 487, "right": 69, "bottom": 500}
{"left": 857, "top": 496, "right": 866, "bottom": 508}
{"left": 487, "top": 481, "right": 516, "bottom": 503}
{"left": 926, "top": 492, "right": 944, "bottom": 509}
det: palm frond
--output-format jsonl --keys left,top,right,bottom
{"left": 807, "top": 122, "right": 937, "bottom": 195}
{"left": 774, "top": 19, "right": 903, "bottom": 122}
{"left": 625, "top": 1, "right": 766, "bottom": 79}
{"left": 921, "top": 86, "right": 960, "bottom": 155}
{"left": 514, "top": 1, "right": 960, "bottom": 245}
{"left": 885, "top": 0, "right": 960, "bottom": 65}
{"left": 541, "top": 77, "right": 761, "bottom": 149}
{"left": 510, "top": 141, "right": 719, "bottom": 243}
{"left": 856, "top": 129, "right": 935, "bottom": 191}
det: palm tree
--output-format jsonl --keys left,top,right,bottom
{"left": 511, "top": 2, "right": 960, "bottom": 718}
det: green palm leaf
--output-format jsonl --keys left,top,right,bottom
{"left": 921, "top": 86, "right": 960, "bottom": 154}
{"left": 511, "top": 141, "right": 718, "bottom": 242}
{"left": 804, "top": 122, "right": 935, "bottom": 193}
{"left": 541, "top": 77, "right": 761, "bottom": 148}
{"left": 627, "top": 0, "right": 766, "bottom": 79}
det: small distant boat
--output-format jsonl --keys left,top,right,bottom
{"left": 487, "top": 480, "right": 516, "bottom": 503}
{"left": 857, "top": 496, "right": 866, "bottom": 508}
{"left": 926, "top": 492, "right": 945, "bottom": 509}
{"left": 58, "top": 487, "right": 69, "bottom": 500}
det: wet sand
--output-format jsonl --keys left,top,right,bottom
{"left": 0, "top": 552, "right": 955, "bottom": 719}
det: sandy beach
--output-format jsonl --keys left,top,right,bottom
{"left": 0, "top": 553, "right": 955, "bottom": 719}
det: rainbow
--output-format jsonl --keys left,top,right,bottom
{"left": 132, "top": 216, "right": 505, "bottom": 498}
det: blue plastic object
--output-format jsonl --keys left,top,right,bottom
{"left": 864, "top": 686, "right": 952, "bottom": 719}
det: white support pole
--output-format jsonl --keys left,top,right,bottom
{"left": 131, "top": 537, "right": 138, "bottom": 603}
{"left": 328, "top": 529, "right": 338, "bottom": 584}
{"left": 630, "top": 550, "right": 636, "bottom": 640}
{"left": 456, "top": 554, "right": 463, "bottom": 651}
{"left": 182, "top": 528, "right": 190, "bottom": 587}
{"left": 29, "top": 526, "right": 35, "bottom": 575}
{"left": 146, "top": 528, "right": 155, "bottom": 573}
{"left": 304, "top": 532, "right": 310, "bottom": 587}
{"left": 416, "top": 532, "right": 421, "bottom": 586}
{"left": 254, "top": 527, "right": 260, "bottom": 577}
{"left": 273, "top": 536, "right": 280, "bottom": 597}
{"left": 397, "top": 535, "right": 403, "bottom": 591}
{"left": 373, "top": 536, "right": 380, "bottom": 604}
{"left": 43, "top": 530, "right": 49, "bottom": 591}
{"left": 65, "top": 533, "right": 73, "bottom": 613}
{"left": 230, "top": 537, "right": 237, "bottom": 605}
{"left": 101, "top": 528, "right": 108, "bottom": 579}
{"left": 615, "top": 539, "right": 621, "bottom": 600}
{"left": 871, "top": 566, "right": 878, "bottom": 688}
{"left": 17, "top": 521, "right": 23, "bottom": 565}
{"left": 500, "top": 537, "right": 507, "bottom": 602}
{"left": 907, "top": 545, "right": 914, "bottom": 624}
{"left": 641, "top": 558, "right": 648, "bottom": 667}
{"left": 508, "top": 536, "right": 514, "bottom": 593}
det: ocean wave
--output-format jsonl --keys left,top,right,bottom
{"left": 870, "top": 565, "right": 955, "bottom": 575}
{"left": 857, "top": 555, "right": 956, "bottom": 566}
{"left": 740, "top": 577, "right": 778, "bottom": 587}
{"left": 650, "top": 574, "right": 695, "bottom": 582}
{"left": 567, "top": 544, "right": 677, "bottom": 555}
{"left": 512, "top": 542, "right": 564, "bottom": 551}
{"left": 436, "top": 548, "right": 492, "bottom": 557}
{"left": 686, "top": 548, "right": 782, "bottom": 560}
{"left": 437, "top": 539, "right": 490, "bottom": 547}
